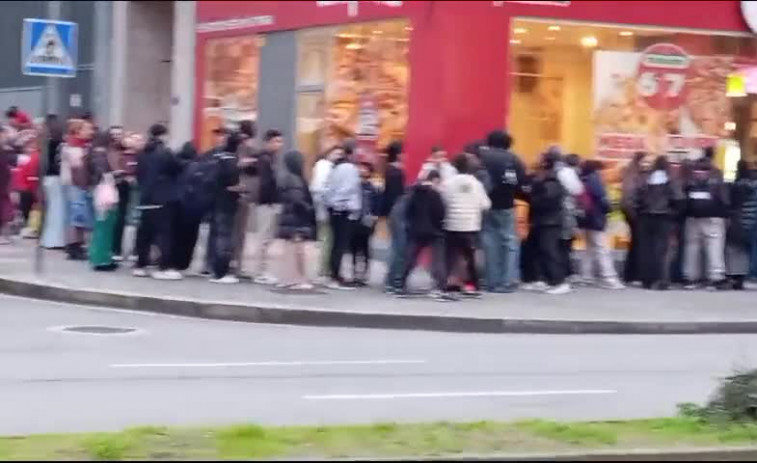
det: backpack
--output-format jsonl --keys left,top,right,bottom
{"left": 181, "top": 157, "right": 218, "bottom": 216}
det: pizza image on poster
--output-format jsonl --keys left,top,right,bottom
{"left": 593, "top": 44, "right": 730, "bottom": 164}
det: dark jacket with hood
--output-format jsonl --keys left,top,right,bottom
{"left": 578, "top": 170, "right": 611, "bottom": 231}
{"left": 180, "top": 143, "right": 218, "bottom": 218}
{"left": 277, "top": 150, "right": 317, "bottom": 241}
{"left": 635, "top": 169, "right": 683, "bottom": 217}
{"left": 481, "top": 147, "right": 526, "bottom": 210}
{"left": 727, "top": 170, "right": 757, "bottom": 246}
{"left": 528, "top": 171, "right": 565, "bottom": 228}
{"left": 257, "top": 149, "right": 278, "bottom": 205}
{"left": 405, "top": 182, "right": 445, "bottom": 240}
{"left": 684, "top": 158, "right": 728, "bottom": 218}
{"left": 136, "top": 137, "right": 181, "bottom": 206}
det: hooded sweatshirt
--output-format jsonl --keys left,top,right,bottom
{"left": 325, "top": 159, "right": 362, "bottom": 216}
{"left": 136, "top": 137, "right": 181, "bottom": 206}
{"left": 278, "top": 150, "right": 317, "bottom": 241}
{"left": 481, "top": 147, "right": 526, "bottom": 210}
{"left": 684, "top": 158, "right": 728, "bottom": 218}
{"left": 405, "top": 182, "right": 445, "bottom": 240}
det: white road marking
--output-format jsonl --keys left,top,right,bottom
{"left": 303, "top": 389, "right": 617, "bottom": 400}
{"left": 110, "top": 359, "right": 427, "bottom": 368}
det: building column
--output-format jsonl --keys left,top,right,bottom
{"left": 109, "top": 0, "right": 128, "bottom": 126}
{"left": 169, "top": 0, "right": 195, "bottom": 149}
{"left": 92, "top": 0, "right": 112, "bottom": 127}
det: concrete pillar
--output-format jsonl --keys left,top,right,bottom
{"left": 46, "top": 0, "right": 62, "bottom": 116}
{"left": 110, "top": 0, "right": 128, "bottom": 126}
{"left": 92, "top": 1, "right": 112, "bottom": 127}
{"left": 169, "top": 0, "right": 195, "bottom": 149}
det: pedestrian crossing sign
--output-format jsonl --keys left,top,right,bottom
{"left": 22, "top": 19, "right": 78, "bottom": 78}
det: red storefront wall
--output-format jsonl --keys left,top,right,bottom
{"left": 195, "top": 0, "right": 752, "bottom": 177}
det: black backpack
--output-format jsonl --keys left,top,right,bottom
{"left": 181, "top": 157, "right": 219, "bottom": 215}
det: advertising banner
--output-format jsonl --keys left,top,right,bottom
{"left": 593, "top": 45, "right": 730, "bottom": 164}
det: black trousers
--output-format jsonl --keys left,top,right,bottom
{"left": 401, "top": 235, "right": 446, "bottom": 291}
{"left": 329, "top": 211, "right": 354, "bottom": 282}
{"left": 639, "top": 215, "right": 672, "bottom": 287}
{"left": 112, "top": 180, "right": 131, "bottom": 256}
{"left": 350, "top": 224, "right": 373, "bottom": 281}
{"left": 445, "top": 231, "right": 479, "bottom": 290}
{"left": 212, "top": 204, "right": 238, "bottom": 279}
{"left": 19, "top": 190, "right": 35, "bottom": 224}
{"left": 559, "top": 237, "right": 574, "bottom": 279}
{"left": 623, "top": 213, "right": 641, "bottom": 283}
{"left": 135, "top": 203, "right": 178, "bottom": 270}
{"left": 173, "top": 208, "right": 204, "bottom": 271}
{"left": 534, "top": 226, "right": 564, "bottom": 287}
{"left": 520, "top": 229, "right": 541, "bottom": 284}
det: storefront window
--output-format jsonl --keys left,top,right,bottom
{"left": 295, "top": 19, "right": 411, "bottom": 171}
{"left": 508, "top": 19, "right": 757, "bottom": 246}
{"left": 201, "top": 35, "right": 261, "bottom": 151}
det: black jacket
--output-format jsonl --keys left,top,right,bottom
{"left": 684, "top": 160, "right": 728, "bottom": 218}
{"left": 636, "top": 171, "right": 682, "bottom": 217}
{"left": 381, "top": 163, "right": 405, "bottom": 217}
{"left": 405, "top": 183, "right": 445, "bottom": 239}
{"left": 277, "top": 151, "right": 317, "bottom": 241}
{"left": 727, "top": 176, "right": 757, "bottom": 246}
{"left": 482, "top": 147, "right": 525, "bottom": 210}
{"left": 136, "top": 138, "right": 181, "bottom": 206}
{"left": 528, "top": 172, "right": 564, "bottom": 228}
{"left": 257, "top": 149, "right": 278, "bottom": 205}
{"left": 180, "top": 153, "right": 219, "bottom": 218}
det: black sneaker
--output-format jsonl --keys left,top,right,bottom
{"left": 462, "top": 289, "right": 482, "bottom": 299}
{"left": 429, "top": 290, "right": 458, "bottom": 302}
{"left": 714, "top": 280, "right": 732, "bottom": 291}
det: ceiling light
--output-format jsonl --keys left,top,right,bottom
{"left": 725, "top": 121, "right": 737, "bottom": 131}
{"left": 548, "top": 25, "right": 561, "bottom": 31}
{"left": 580, "top": 36, "right": 598, "bottom": 48}
{"left": 345, "top": 42, "right": 363, "bottom": 50}
{"left": 619, "top": 31, "right": 634, "bottom": 37}
{"left": 513, "top": 27, "right": 527, "bottom": 34}
{"left": 510, "top": 39, "right": 521, "bottom": 45}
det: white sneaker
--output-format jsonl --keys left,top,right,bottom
{"left": 112, "top": 255, "right": 124, "bottom": 263}
{"left": 290, "top": 283, "right": 315, "bottom": 291}
{"left": 210, "top": 275, "right": 240, "bottom": 284}
{"left": 132, "top": 268, "right": 149, "bottom": 278}
{"left": 152, "top": 270, "right": 183, "bottom": 281}
{"left": 601, "top": 279, "right": 625, "bottom": 290}
{"left": 324, "top": 279, "right": 354, "bottom": 291}
{"left": 545, "top": 283, "right": 572, "bottom": 295}
{"left": 254, "top": 275, "right": 279, "bottom": 286}
{"left": 522, "top": 281, "right": 548, "bottom": 292}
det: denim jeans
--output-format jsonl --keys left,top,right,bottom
{"left": 385, "top": 213, "right": 408, "bottom": 290}
{"left": 482, "top": 208, "right": 517, "bottom": 291}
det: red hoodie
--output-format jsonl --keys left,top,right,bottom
{"left": 15, "top": 149, "right": 40, "bottom": 193}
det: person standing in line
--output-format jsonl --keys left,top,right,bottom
{"left": 682, "top": 147, "right": 729, "bottom": 290}
{"left": 481, "top": 130, "right": 526, "bottom": 293}
{"left": 440, "top": 153, "right": 491, "bottom": 298}
{"left": 527, "top": 151, "right": 570, "bottom": 295}
{"left": 384, "top": 189, "right": 411, "bottom": 293}
{"left": 325, "top": 144, "right": 362, "bottom": 290}
{"left": 381, "top": 141, "right": 406, "bottom": 291}
{"left": 252, "top": 129, "right": 284, "bottom": 285}
{"left": 231, "top": 120, "right": 258, "bottom": 279}
{"left": 0, "top": 126, "right": 13, "bottom": 244}
{"left": 88, "top": 132, "right": 119, "bottom": 271}
{"left": 132, "top": 124, "right": 183, "bottom": 280}
{"left": 725, "top": 160, "right": 757, "bottom": 290}
{"left": 417, "top": 145, "right": 458, "bottom": 184}
{"left": 201, "top": 127, "right": 230, "bottom": 276}
{"left": 106, "top": 126, "right": 129, "bottom": 262}
{"left": 636, "top": 155, "right": 682, "bottom": 290}
{"left": 276, "top": 150, "right": 317, "bottom": 290}
{"left": 349, "top": 161, "right": 381, "bottom": 287}
{"left": 577, "top": 159, "right": 625, "bottom": 289}
{"left": 397, "top": 170, "right": 452, "bottom": 301}
{"left": 40, "top": 115, "right": 66, "bottom": 249}
{"left": 310, "top": 145, "right": 342, "bottom": 282}
{"left": 620, "top": 151, "right": 645, "bottom": 285}
{"left": 209, "top": 132, "right": 243, "bottom": 284}
{"left": 14, "top": 131, "right": 40, "bottom": 237}
{"left": 60, "top": 118, "right": 95, "bottom": 261}
{"left": 381, "top": 141, "right": 405, "bottom": 218}
{"left": 555, "top": 152, "right": 584, "bottom": 284}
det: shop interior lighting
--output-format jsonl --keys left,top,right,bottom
{"left": 345, "top": 42, "right": 364, "bottom": 50}
{"left": 619, "top": 31, "right": 634, "bottom": 37}
{"left": 725, "top": 121, "right": 737, "bottom": 131}
{"left": 513, "top": 27, "right": 528, "bottom": 34}
{"left": 580, "top": 36, "right": 598, "bottom": 48}
{"left": 547, "top": 25, "right": 561, "bottom": 31}
{"left": 510, "top": 39, "right": 522, "bottom": 45}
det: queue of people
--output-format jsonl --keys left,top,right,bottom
{"left": 2, "top": 105, "right": 757, "bottom": 301}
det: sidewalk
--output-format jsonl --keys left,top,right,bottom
{"left": 1, "top": 231, "right": 757, "bottom": 334}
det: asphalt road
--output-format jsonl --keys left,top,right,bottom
{"left": 2, "top": 295, "right": 757, "bottom": 435}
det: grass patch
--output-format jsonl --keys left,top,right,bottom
{"left": 3, "top": 418, "right": 757, "bottom": 460}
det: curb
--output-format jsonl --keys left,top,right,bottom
{"left": 4, "top": 276, "right": 757, "bottom": 335}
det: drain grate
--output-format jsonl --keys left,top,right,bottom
{"left": 54, "top": 326, "right": 139, "bottom": 335}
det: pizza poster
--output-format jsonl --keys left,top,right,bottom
{"left": 593, "top": 44, "right": 731, "bottom": 163}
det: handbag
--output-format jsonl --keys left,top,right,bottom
{"left": 93, "top": 173, "right": 119, "bottom": 218}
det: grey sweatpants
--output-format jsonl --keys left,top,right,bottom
{"left": 683, "top": 217, "right": 725, "bottom": 282}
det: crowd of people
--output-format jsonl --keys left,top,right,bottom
{"left": 1, "top": 105, "right": 757, "bottom": 301}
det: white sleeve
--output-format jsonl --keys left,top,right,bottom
{"left": 475, "top": 178, "right": 492, "bottom": 211}
{"left": 557, "top": 167, "right": 584, "bottom": 196}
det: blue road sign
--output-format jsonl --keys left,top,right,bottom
{"left": 22, "top": 18, "right": 78, "bottom": 78}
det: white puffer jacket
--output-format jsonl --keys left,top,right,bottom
{"left": 441, "top": 174, "right": 491, "bottom": 232}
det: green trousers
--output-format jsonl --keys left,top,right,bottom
{"left": 89, "top": 209, "right": 117, "bottom": 268}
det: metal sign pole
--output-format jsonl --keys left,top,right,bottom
{"left": 34, "top": 84, "right": 50, "bottom": 275}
